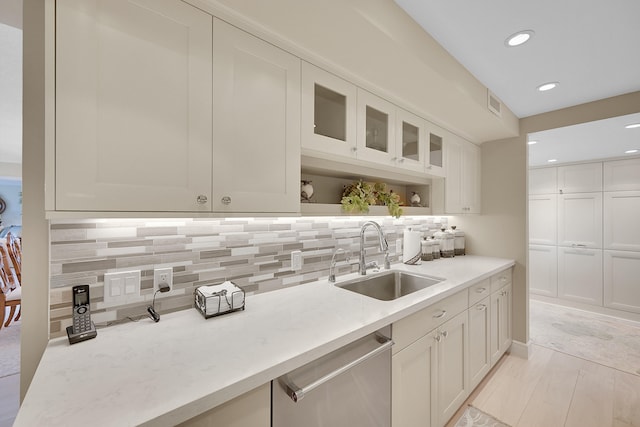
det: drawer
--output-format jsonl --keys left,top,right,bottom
{"left": 490, "top": 268, "right": 513, "bottom": 293}
{"left": 392, "top": 290, "right": 468, "bottom": 354}
{"left": 468, "top": 278, "right": 491, "bottom": 306}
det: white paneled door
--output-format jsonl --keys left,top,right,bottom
{"left": 557, "top": 247, "right": 603, "bottom": 306}
{"left": 529, "top": 195, "right": 557, "bottom": 245}
{"left": 557, "top": 192, "right": 603, "bottom": 248}
{"left": 529, "top": 245, "right": 558, "bottom": 297}
{"left": 603, "top": 191, "right": 640, "bottom": 252}
{"left": 604, "top": 250, "right": 640, "bottom": 314}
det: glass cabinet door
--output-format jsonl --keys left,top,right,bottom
{"left": 426, "top": 124, "right": 446, "bottom": 177}
{"left": 357, "top": 88, "right": 396, "bottom": 164}
{"left": 396, "top": 109, "right": 425, "bottom": 172}
{"left": 301, "top": 62, "right": 357, "bottom": 157}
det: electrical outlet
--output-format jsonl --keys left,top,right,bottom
{"left": 291, "top": 250, "right": 303, "bottom": 271}
{"left": 153, "top": 268, "right": 173, "bottom": 292}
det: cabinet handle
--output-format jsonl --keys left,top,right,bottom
{"left": 477, "top": 304, "right": 487, "bottom": 311}
{"left": 571, "top": 244, "right": 587, "bottom": 248}
{"left": 196, "top": 195, "right": 208, "bottom": 204}
{"left": 500, "top": 290, "right": 508, "bottom": 296}
{"left": 475, "top": 287, "right": 487, "bottom": 293}
{"left": 441, "top": 330, "right": 448, "bottom": 338}
{"left": 221, "top": 196, "right": 231, "bottom": 205}
{"left": 351, "top": 147, "right": 358, "bottom": 153}
{"left": 432, "top": 310, "right": 447, "bottom": 319}
{"left": 435, "top": 334, "right": 442, "bottom": 342}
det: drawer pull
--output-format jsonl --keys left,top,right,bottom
{"left": 475, "top": 287, "right": 487, "bottom": 293}
{"left": 476, "top": 304, "right": 487, "bottom": 311}
{"left": 432, "top": 310, "right": 447, "bottom": 319}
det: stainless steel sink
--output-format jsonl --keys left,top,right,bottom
{"left": 335, "top": 270, "right": 444, "bottom": 301}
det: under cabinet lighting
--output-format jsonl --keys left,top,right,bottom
{"left": 537, "top": 82, "right": 559, "bottom": 92}
{"left": 625, "top": 149, "right": 638, "bottom": 154}
{"left": 527, "top": 140, "right": 538, "bottom": 145}
{"left": 505, "top": 30, "right": 535, "bottom": 47}
{"left": 547, "top": 159, "right": 558, "bottom": 163}
{"left": 625, "top": 123, "right": 640, "bottom": 129}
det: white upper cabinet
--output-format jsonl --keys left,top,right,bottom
{"left": 529, "top": 245, "right": 558, "bottom": 297}
{"left": 529, "top": 194, "right": 557, "bottom": 245}
{"left": 528, "top": 167, "right": 557, "bottom": 195}
{"left": 356, "top": 89, "right": 397, "bottom": 165}
{"left": 557, "top": 247, "right": 603, "bottom": 306}
{"left": 603, "top": 158, "right": 640, "bottom": 191}
{"left": 604, "top": 250, "right": 640, "bottom": 314}
{"left": 557, "top": 192, "right": 603, "bottom": 248}
{"left": 55, "top": 0, "right": 213, "bottom": 212}
{"left": 212, "top": 19, "right": 300, "bottom": 213}
{"left": 557, "top": 163, "right": 603, "bottom": 193}
{"left": 425, "top": 124, "right": 446, "bottom": 177}
{"left": 603, "top": 191, "right": 640, "bottom": 251}
{"left": 445, "top": 134, "right": 481, "bottom": 214}
{"left": 301, "top": 62, "right": 357, "bottom": 158}
{"left": 395, "top": 109, "right": 426, "bottom": 173}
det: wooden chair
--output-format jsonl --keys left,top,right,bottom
{"left": 6, "top": 232, "right": 21, "bottom": 283}
{"left": 0, "top": 246, "right": 21, "bottom": 329}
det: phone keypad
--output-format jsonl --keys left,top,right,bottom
{"left": 73, "top": 308, "right": 92, "bottom": 333}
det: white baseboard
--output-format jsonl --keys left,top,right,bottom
{"left": 509, "top": 340, "right": 531, "bottom": 359}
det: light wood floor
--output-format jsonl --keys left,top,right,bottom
{"left": 0, "top": 374, "right": 19, "bottom": 427}
{"left": 447, "top": 344, "right": 640, "bottom": 427}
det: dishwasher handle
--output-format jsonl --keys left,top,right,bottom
{"left": 282, "top": 334, "right": 394, "bottom": 403}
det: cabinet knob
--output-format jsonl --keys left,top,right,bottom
{"left": 476, "top": 287, "right": 487, "bottom": 293}
{"left": 441, "top": 330, "right": 448, "bottom": 338}
{"left": 221, "top": 196, "right": 232, "bottom": 205}
{"left": 435, "top": 334, "right": 442, "bottom": 342}
{"left": 477, "top": 304, "right": 487, "bottom": 311}
{"left": 196, "top": 195, "right": 208, "bottom": 204}
{"left": 432, "top": 310, "right": 447, "bottom": 319}
{"left": 351, "top": 147, "right": 358, "bottom": 153}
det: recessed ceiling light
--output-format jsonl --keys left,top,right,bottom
{"left": 537, "top": 82, "right": 559, "bottom": 92}
{"left": 625, "top": 149, "right": 639, "bottom": 154}
{"left": 547, "top": 159, "right": 558, "bottom": 163}
{"left": 625, "top": 123, "right": 640, "bottom": 129}
{"left": 527, "top": 140, "right": 538, "bottom": 145}
{"left": 505, "top": 30, "right": 535, "bottom": 47}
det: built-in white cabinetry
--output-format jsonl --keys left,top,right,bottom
{"left": 301, "top": 62, "right": 357, "bottom": 158}
{"left": 604, "top": 250, "right": 640, "bottom": 314}
{"left": 529, "top": 167, "right": 557, "bottom": 195}
{"left": 603, "top": 191, "right": 640, "bottom": 251}
{"left": 557, "top": 163, "right": 603, "bottom": 193}
{"left": 603, "top": 158, "right": 640, "bottom": 191}
{"left": 468, "top": 296, "right": 490, "bottom": 391}
{"left": 392, "top": 268, "right": 512, "bottom": 427}
{"left": 212, "top": 19, "right": 300, "bottom": 213}
{"left": 557, "top": 247, "right": 603, "bottom": 306}
{"left": 179, "top": 383, "right": 270, "bottom": 427}
{"left": 395, "top": 109, "right": 427, "bottom": 173}
{"left": 55, "top": 0, "right": 214, "bottom": 212}
{"left": 356, "top": 89, "right": 397, "bottom": 165}
{"left": 529, "top": 245, "right": 558, "bottom": 297}
{"left": 392, "top": 332, "right": 437, "bottom": 427}
{"left": 557, "top": 192, "right": 602, "bottom": 248}
{"left": 425, "top": 125, "right": 446, "bottom": 177}
{"left": 529, "top": 194, "right": 557, "bottom": 245}
{"left": 444, "top": 135, "right": 481, "bottom": 214}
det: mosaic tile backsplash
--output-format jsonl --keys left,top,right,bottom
{"left": 49, "top": 216, "right": 450, "bottom": 337}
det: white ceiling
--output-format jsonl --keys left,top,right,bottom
{"left": 395, "top": 0, "right": 640, "bottom": 166}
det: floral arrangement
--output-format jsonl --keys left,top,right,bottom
{"left": 341, "top": 180, "right": 403, "bottom": 218}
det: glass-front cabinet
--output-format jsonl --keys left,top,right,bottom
{"left": 301, "top": 61, "right": 357, "bottom": 157}
{"left": 396, "top": 109, "right": 426, "bottom": 173}
{"left": 425, "top": 125, "right": 446, "bottom": 177}
{"left": 356, "top": 89, "right": 397, "bottom": 164}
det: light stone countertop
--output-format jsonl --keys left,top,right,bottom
{"left": 14, "top": 255, "right": 514, "bottom": 427}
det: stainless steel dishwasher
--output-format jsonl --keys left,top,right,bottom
{"left": 272, "top": 326, "right": 392, "bottom": 427}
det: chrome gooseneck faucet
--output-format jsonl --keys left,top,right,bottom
{"left": 359, "top": 221, "right": 390, "bottom": 275}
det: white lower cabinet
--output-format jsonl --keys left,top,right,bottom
{"left": 178, "top": 383, "right": 270, "bottom": 427}
{"left": 468, "top": 297, "right": 491, "bottom": 391}
{"left": 557, "top": 247, "right": 603, "bottom": 306}
{"left": 604, "top": 250, "right": 640, "bottom": 314}
{"left": 529, "top": 245, "right": 558, "bottom": 297}
{"left": 490, "top": 282, "right": 512, "bottom": 366}
{"left": 392, "top": 332, "right": 437, "bottom": 427}
{"left": 436, "top": 311, "right": 469, "bottom": 426}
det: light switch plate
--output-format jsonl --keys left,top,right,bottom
{"left": 291, "top": 250, "right": 303, "bottom": 271}
{"left": 103, "top": 270, "right": 141, "bottom": 306}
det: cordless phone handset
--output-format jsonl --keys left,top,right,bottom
{"left": 67, "top": 285, "right": 97, "bottom": 344}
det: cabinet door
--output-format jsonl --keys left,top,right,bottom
{"left": 490, "top": 284, "right": 511, "bottom": 365}
{"left": 437, "top": 311, "right": 469, "bottom": 426}
{"left": 528, "top": 167, "right": 557, "bottom": 195}
{"left": 356, "top": 89, "right": 396, "bottom": 165}
{"left": 529, "top": 194, "right": 557, "bottom": 245}
{"left": 557, "top": 192, "right": 603, "bottom": 248}
{"left": 604, "top": 191, "right": 640, "bottom": 251}
{"left": 301, "top": 61, "right": 357, "bottom": 158}
{"left": 604, "top": 250, "right": 640, "bottom": 314}
{"left": 603, "top": 158, "right": 640, "bottom": 191}
{"left": 557, "top": 247, "right": 603, "bottom": 306}
{"left": 444, "top": 136, "right": 480, "bottom": 214}
{"left": 56, "top": 0, "right": 213, "bottom": 211}
{"left": 557, "top": 163, "right": 603, "bottom": 193}
{"left": 395, "top": 109, "right": 426, "bottom": 173}
{"left": 468, "top": 297, "right": 490, "bottom": 391}
{"left": 461, "top": 141, "right": 481, "bottom": 214}
{"left": 212, "top": 19, "right": 300, "bottom": 213}
{"left": 444, "top": 135, "right": 463, "bottom": 214}
{"left": 392, "top": 332, "right": 437, "bottom": 427}
{"left": 425, "top": 124, "right": 446, "bottom": 177}
{"left": 529, "top": 245, "right": 558, "bottom": 297}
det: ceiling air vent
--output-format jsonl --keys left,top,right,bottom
{"left": 487, "top": 90, "right": 502, "bottom": 117}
